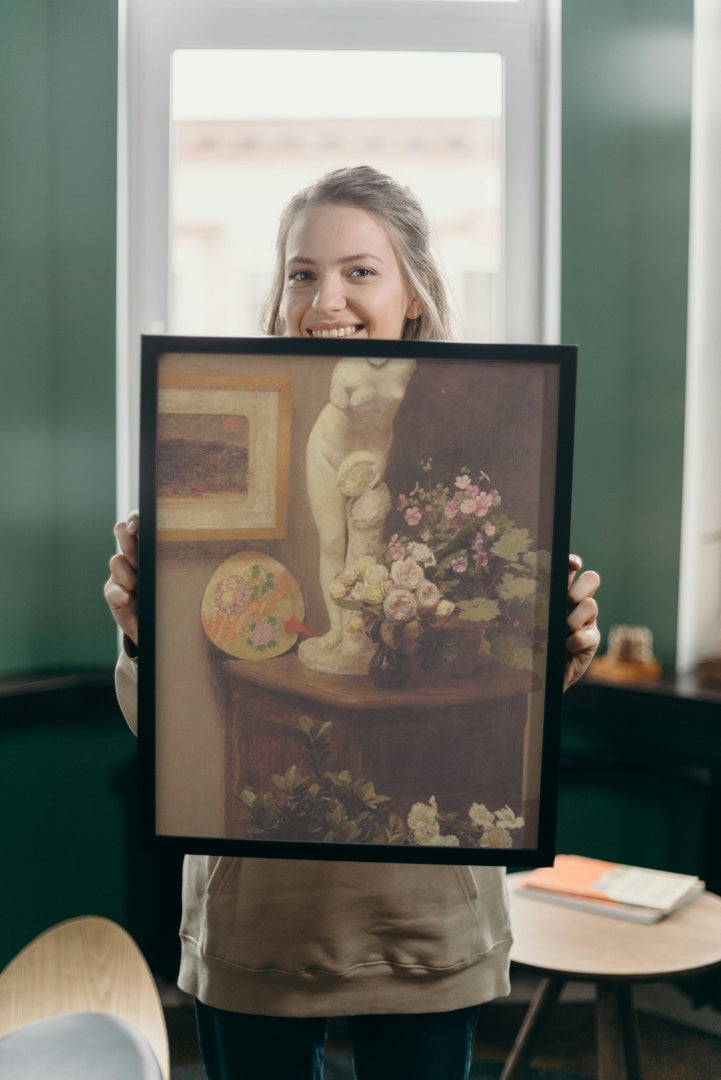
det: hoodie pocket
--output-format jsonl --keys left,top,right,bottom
{"left": 191, "top": 858, "right": 509, "bottom": 976}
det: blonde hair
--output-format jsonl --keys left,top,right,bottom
{"left": 262, "top": 166, "right": 453, "bottom": 341}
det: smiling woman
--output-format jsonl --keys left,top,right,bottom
{"left": 263, "top": 167, "right": 451, "bottom": 342}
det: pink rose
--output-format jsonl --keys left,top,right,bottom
{"left": 404, "top": 507, "right": 422, "bottom": 526}
{"left": 444, "top": 500, "right": 459, "bottom": 520}
{"left": 451, "top": 555, "right": 468, "bottom": 574}
{"left": 390, "top": 557, "right": 425, "bottom": 590}
{"left": 460, "top": 499, "right": 476, "bottom": 516}
{"left": 455, "top": 474, "right": 472, "bottom": 490}
{"left": 383, "top": 588, "right": 417, "bottom": 623}
{"left": 416, "top": 580, "right": 441, "bottom": 611}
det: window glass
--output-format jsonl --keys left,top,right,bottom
{"left": 170, "top": 50, "right": 503, "bottom": 341}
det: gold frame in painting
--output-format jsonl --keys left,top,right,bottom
{"left": 155, "top": 370, "right": 291, "bottom": 541}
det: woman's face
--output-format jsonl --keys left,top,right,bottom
{"left": 281, "top": 203, "right": 421, "bottom": 340}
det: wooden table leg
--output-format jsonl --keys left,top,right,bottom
{"left": 596, "top": 982, "right": 643, "bottom": 1080}
{"left": 499, "top": 976, "right": 565, "bottom": 1080}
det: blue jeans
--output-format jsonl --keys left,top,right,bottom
{"left": 195, "top": 1000, "right": 481, "bottom": 1080}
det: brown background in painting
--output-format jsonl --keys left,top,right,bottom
{"left": 152, "top": 353, "right": 559, "bottom": 840}
{"left": 385, "top": 358, "right": 559, "bottom": 554}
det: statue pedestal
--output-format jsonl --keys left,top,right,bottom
{"left": 219, "top": 653, "right": 539, "bottom": 843}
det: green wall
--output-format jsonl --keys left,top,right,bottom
{"left": 562, "top": 0, "right": 693, "bottom": 669}
{"left": 0, "top": 0, "right": 118, "bottom": 675}
{"left": 0, "top": 0, "right": 131, "bottom": 971}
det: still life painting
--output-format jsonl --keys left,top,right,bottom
{"left": 138, "top": 336, "right": 576, "bottom": 865}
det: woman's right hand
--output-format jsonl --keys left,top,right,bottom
{"left": 104, "top": 510, "right": 139, "bottom": 646}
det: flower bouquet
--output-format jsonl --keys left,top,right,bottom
{"left": 331, "top": 459, "right": 550, "bottom": 686}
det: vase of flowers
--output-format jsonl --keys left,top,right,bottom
{"left": 331, "top": 459, "right": 550, "bottom": 687}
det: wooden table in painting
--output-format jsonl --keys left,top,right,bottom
{"left": 219, "top": 652, "right": 539, "bottom": 845}
{"left": 503, "top": 874, "right": 721, "bottom": 1080}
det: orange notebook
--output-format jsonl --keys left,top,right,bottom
{"left": 517, "top": 854, "right": 704, "bottom": 923}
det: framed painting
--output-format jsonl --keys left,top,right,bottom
{"left": 138, "top": 335, "right": 577, "bottom": 866}
{"left": 155, "top": 369, "right": 291, "bottom": 541}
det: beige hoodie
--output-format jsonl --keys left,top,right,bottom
{"left": 116, "top": 650, "right": 512, "bottom": 1016}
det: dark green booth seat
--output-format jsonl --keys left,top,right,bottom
{"left": 0, "top": 670, "right": 183, "bottom": 978}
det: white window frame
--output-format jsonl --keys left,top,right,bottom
{"left": 117, "top": 0, "right": 559, "bottom": 512}
{"left": 676, "top": 0, "right": 721, "bottom": 674}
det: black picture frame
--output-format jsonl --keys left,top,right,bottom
{"left": 138, "top": 335, "right": 576, "bottom": 866}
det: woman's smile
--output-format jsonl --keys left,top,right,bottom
{"left": 307, "top": 323, "right": 365, "bottom": 339}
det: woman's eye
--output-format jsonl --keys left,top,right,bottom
{"left": 349, "top": 267, "right": 375, "bottom": 279}
{"left": 288, "top": 270, "right": 313, "bottom": 284}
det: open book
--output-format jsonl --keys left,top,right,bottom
{"left": 516, "top": 854, "right": 705, "bottom": 923}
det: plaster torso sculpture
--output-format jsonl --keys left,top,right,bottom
{"left": 300, "top": 355, "right": 416, "bottom": 674}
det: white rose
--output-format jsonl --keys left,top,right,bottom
{"left": 407, "top": 542, "right": 436, "bottom": 568}
{"left": 425, "top": 833, "right": 460, "bottom": 847}
{"left": 495, "top": 805, "right": 525, "bottom": 830}
{"left": 363, "top": 563, "right": 390, "bottom": 586}
{"left": 407, "top": 799, "right": 439, "bottom": 834}
{"left": 435, "top": 599, "right": 456, "bottom": 620}
{"left": 469, "top": 802, "right": 495, "bottom": 828}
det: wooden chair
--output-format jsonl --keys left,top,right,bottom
{"left": 0, "top": 915, "right": 169, "bottom": 1079}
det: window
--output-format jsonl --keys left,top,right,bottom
{"left": 118, "top": 0, "right": 557, "bottom": 510}
{"left": 170, "top": 50, "right": 503, "bottom": 342}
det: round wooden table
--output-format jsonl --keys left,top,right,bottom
{"left": 503, "top": 872, "right": 721, "bottom": 1080}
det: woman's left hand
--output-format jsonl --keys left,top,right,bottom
{"left": 564, "top": 554, "right": 601, "bottom": 691}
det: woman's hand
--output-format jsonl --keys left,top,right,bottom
{"left": 564, "top": 554, "right": 601, "bottom": 691}
{"left": 103, "top": 510, "right": 139, "bottom": 647}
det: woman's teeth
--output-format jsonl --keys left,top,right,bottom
{"left": 310, "top": 325, "right": 360, "bottom": 338}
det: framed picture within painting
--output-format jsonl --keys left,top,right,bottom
{"left": 155, "top": 369, "right": 291, "bottom": 541}
{"left": 138, "top": 335, "right": 576, "bottom": 866}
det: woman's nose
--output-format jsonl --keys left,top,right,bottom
{"left": 312, "top": 274, "right": 345, "bottom": 314}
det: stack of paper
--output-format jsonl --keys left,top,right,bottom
{"left": 516, "top": 854, "right": 705, "bottom": 923}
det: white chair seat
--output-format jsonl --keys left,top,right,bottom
{"left": 0, "top": 1011, "right": 162, "bottom": 1079}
